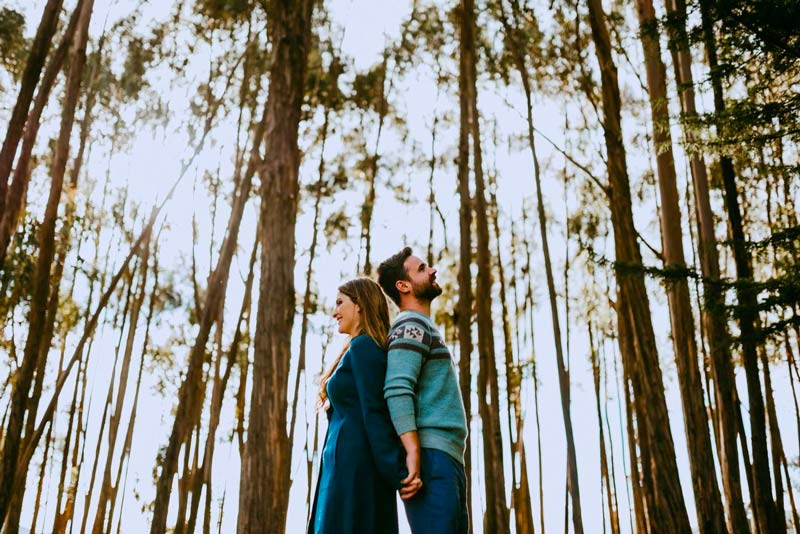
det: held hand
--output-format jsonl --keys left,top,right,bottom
{"left": 399, "top": 450, "right": 422, "bottom": 500}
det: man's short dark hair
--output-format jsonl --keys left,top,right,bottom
{"left": 377, "top": 246, "right": 413, "bottom": 306}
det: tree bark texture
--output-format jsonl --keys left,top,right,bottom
{"left": 0, "top": 0, "right": 63, "bottom": 217}
{"left": 698, "top": 1, "right": 779, "bottom": 531}
{"left": 662, "top": 0, "right": 750, "bottom": 529}
{"left": 585, "top": 0, "right": 692, "bottom": 530}
{"left": 237, "top": 1, "right": 315, "bottom": 531}
{"left": 0, "top": 0, "right": 93, "bottom": 524}
{"left": 634, "top": 0, "right": 728, "bottom": 531}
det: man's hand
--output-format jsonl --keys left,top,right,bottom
{"left": 398, "top": 431, "right": 423, "bottom": 500}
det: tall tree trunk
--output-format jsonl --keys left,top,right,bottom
{"left": 462, "top": 0, "right": 509, "bottom": 529}
{"left": 358, "top": 48, "right": 388, "bottom": 276}
{"left": 489, "top": 181, "right": 535, "bottom": 534}
{"left": 698, "top": 2, "right": 778, "bottom": 531}
{"left": 663, "top": 0, "right": 750, "bottom": 528}
{"left": 237, "top": 1, "right": 314, "bottom": 531}
{"left": 0, "top": 0, "right": 84, "bottom": 268}
{"left": 91, "top": 235, "right": 151, "bottom": 533}
{"left": 53, "top": 159, "right": 113, "bottom": 534}
{"left": 496, "top": 3, "right": 585, "bottom": 530}
{"left": 0, "top": 0, "right": 63, "bottom": 215}
{"left": 80, "top": 257, "right": 138, "bottom": 534}
{"left": 760, "top": 347, "right": 787, "bottom": 530}
{"left": 150, "top": 161, "right": 253, "bottom": 532}
{"left": 589, "top": 324, "right": 621, "bottom": 534}
{"left": 634, "top": 0, "right": 728, "bottom": 530}
{"left": 105, "top": 244, "right": 158, "bottom": 533}
{"left": 456, "top": 1, "right": 474, "bottom": 528}
{"left": 289, "top": 106, "right": 331, "bottom": 453}
{"left": 0, "top": 0, "right": 93, "bottom": 523}
{"left": 521, "top": 211, "right": 545, "bottom": 534}
{"left": 585, "top": 0, "right": 692, "bottom": 530}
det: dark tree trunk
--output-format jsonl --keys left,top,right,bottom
{"left": 462, "top": 0, "right": 509, "bottom": 529}
{"left": 698, "top": 1, "right": 779, "bottom": 531}
{"left": 662, "top": 0, "right": 750, "bottom": 529}
{"left": 635, "top": 0, "right": 728, "bottom": 530}
{"left": 0, "top": 0, "right": 84, "bottom": 268}
{"left": 585, "top": 0, "right": 692, "bottom": 530}
{"left": 0, "top": 0, "right": 63, "bottom": 216}
{"left": 589, "top": 324, "right": 621, "bottom": 534}
{"left": 237, "top": 1, "right": 315, "bottom": 531}
{"left": 0, "top": 0, "right": 93, "bottom": 523}
{"left": 456, "top": 1, "right": 474, "bottom": 529}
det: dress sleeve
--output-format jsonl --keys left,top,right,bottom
{"left": 350, "top": 335, "right": 405, "bottom": 489}
{"left": 383, "top": 316, "right": 431, "bottom": 435}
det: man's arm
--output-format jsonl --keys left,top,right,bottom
{"left": 384, "top": 317, "right": 432, "bottom": 499}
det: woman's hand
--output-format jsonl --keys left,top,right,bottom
{"left": 398, "top": 431, "right": 423, "bottom": 500}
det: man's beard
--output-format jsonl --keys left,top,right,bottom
{"left": 412, "top": 278, "right": 442, "bottom": 302}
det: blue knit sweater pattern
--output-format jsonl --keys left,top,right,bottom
{"left": 383, "top": 310, "right": 468, "bottom": 464}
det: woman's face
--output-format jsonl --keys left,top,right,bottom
{"left": 332, "top": 292, "right": 360, "bottom": 336}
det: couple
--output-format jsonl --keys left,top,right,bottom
{"left": 309, "top": 247, "right": 469, "bottom": 534}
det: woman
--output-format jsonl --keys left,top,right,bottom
{"left": 308, "top": 277, "right": 408, "bottom": 533}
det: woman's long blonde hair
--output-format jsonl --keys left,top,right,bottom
{"left": 318, "top": 277, "right": 391, "bottom": 406}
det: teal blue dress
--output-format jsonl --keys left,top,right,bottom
{"left": 309, "top": 334, "right": 406, "bottom": 533}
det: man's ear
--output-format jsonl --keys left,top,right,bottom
{"left": 396, "top": 279, "right": 411, "bottom": 295}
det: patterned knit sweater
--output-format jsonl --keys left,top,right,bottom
{"left": 383, "top": 310, "right": 468, "bottom": 464}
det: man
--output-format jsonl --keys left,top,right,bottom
{"left": 377, "top": 247, "right": 469, "bottom": 534}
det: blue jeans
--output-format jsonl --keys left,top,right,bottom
{"left": 403, "top": 448, "right": 468, "bottom": 534}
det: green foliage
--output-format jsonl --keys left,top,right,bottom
{"left": 324, "top": 207, "right": 350, "bottom": 252}
{"left": 195, "top": 0, "right": 254, "bottom": 28}
{"left": 0, "top": 7, "right": 27, "bottom": 82}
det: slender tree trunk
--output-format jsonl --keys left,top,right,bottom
{"left": 497, "top": 6, "right": 585, "bottom": 531}
{"left": 463, "top": 0, "right": 509, "bottom": 528}
{"left": 80, "top": 257, "right": 138, "bottom": 534}
{"left": 237, "top": 1, "right": 314, "bottom": 531}
{"left": 0, "top": 1, "right": 93, "bottom": 523}
{"left": 635, "top": 0, "right": 728, "bottom": 530}
{"left": 622, "top": 360, "right": 648, "bottom": 533}
{"left": 359, "top": 49, "right": 388, "bottom": 276}
{"left": 91, "top": 235, "right": 151, "bottom": 533}
{"left": 289, "top": 106, "right": 331, "bottom": 452}
{"left": 9, "top": 52, "right": 97, "bottom": 531}
{"left": 0, "top": 0, "right": 63, "bottom": 214}
{"left": 0, "top": 0, "right": 84, "bottom": 268}
{"left": 456, "top": 2, "right": 474, "bottom": 528}
{"left": 585, "top": 0, "right": 692, "bottom": 530}
{"left": 760, "top": 347, "right": 787, "bottom": 530}
{"left": 105, "top": 244, "right": 158, "bottom": 533}
{"left": 699, "top": 2, "right": 778, "bottom": 531}
{"left": 662, "top": 0, "right": 750, "bottom": 529}
{"left": 150, "top": 81, "right": 264, "bottom": 534}
{"left": 520, "top": 212, "right": 545, "bottom": 534}
{"left": 589, "top": 324, "right": 621, "bottom": 534}
{"left": 489, "top": 181, "right": 535, "bottom": 534}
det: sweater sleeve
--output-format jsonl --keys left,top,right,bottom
{"left": 349, "top": 335, "right": 405, "bottom": 489}
{"left": 383, "top": 316, "right": 431, "bottom": 435}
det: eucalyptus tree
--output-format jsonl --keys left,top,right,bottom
{"left": 237, "top": 0, "right": 315, "bottom": 531}
{"left": 583, "top": 0, "right": 692, "bottom": 529}
{"left": 698, "top": 0, "right": 787, "bottom": 529}
{"left": 149, "top": 2, "right": 270, "bottom": 528}
{"left": 0, "top": 0, "right": 62, "bottom": 216}
{"left": 633, "top": 0, "right": 727, "bottom": 530}
{"left": 0, "top": 0, "right": 94, "bottom": 524}
{"left": 661, "top": 1, "right": 751, "bottom": 528}
{"left": 458, "top": 0, "right": 509, "bottom": 531}
{"left": 491, "top": 2, "right": 585, "bottom": 530}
